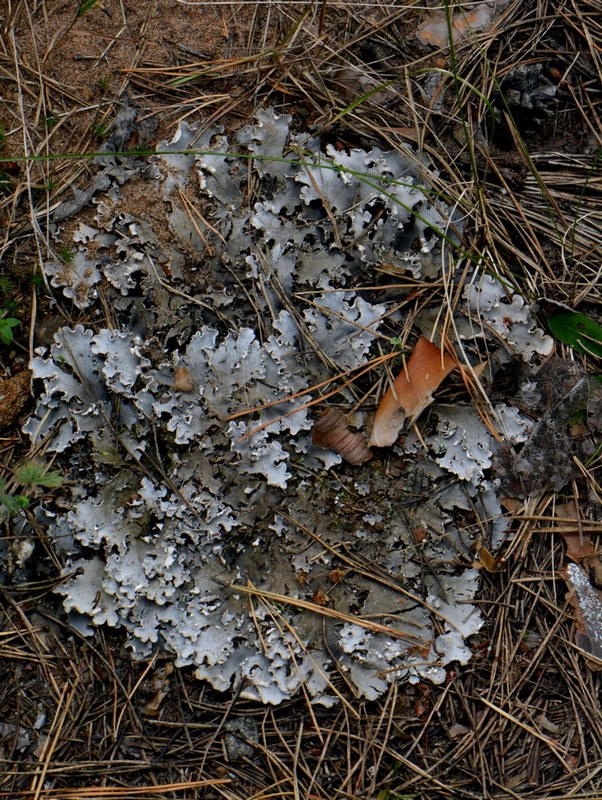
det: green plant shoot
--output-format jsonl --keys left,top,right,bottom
{"left": 0, "top": 318, "right": 20, "bottom": 345}
{"left": 14, "top": 462, "right": 64, "bottom": 489}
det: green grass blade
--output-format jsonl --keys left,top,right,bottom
{"left": 77, "top": 0, "right": 100, "bottom": 17}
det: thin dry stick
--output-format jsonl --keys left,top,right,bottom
{"left": 276, "top": 510, "right": 462, "bottom": 630}
{"left": 255, "top": 592, "right": 361, "bottom": 718}
{"left": 299, "top": 296, "right": 394, "bottom": 342}
{"left": 145, "top": 255, "right": 235, "bottom": 327}
{"left": 478, "top": 696, "right": 572, "bottom": 770}
{"left": 228, "top": 350, "right": 398, "bottom": 441}
{"left": 4, "top": 780, "right": 231, "bottom": 799}
{"left": 113, "top": 652, "right": 159, "bottom": 742}
{"left": 30, "top": 679, "right": 79, "bottom": 800}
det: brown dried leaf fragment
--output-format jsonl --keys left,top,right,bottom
{"left": 369, "top": 337, "right": 456, "bottom": 448}
{"left": 141, "top": 662, "right": 173, "bottom": 716}
{"left": 0, "top": 370, "right": 31, "bottom": 429}
{"left": 556, "top": 501, "right": 599, "bottom": 571}
{"left": 174, "top": 366, "right": 194, "bottom": 392}
{"left": 473, "top": 541, "right": 506, "bottom": 572}
{"left": 312, "top": 409, "right": 372, "bottom": 465}
{"left": 448, "top": 723, "right": 471, "bottom": 738}
{"left": 311, "top": 589, "right": 330, "bottom": 607}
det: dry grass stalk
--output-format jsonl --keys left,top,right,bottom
{"left": 215, "top": 579, "right": 430, "bottom": 645}
{"left": 2, "top": 1, "right": 602, "bottom": 799}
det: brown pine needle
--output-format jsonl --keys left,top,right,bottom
{"left": 227, "top": 350, "right": 398, "bottom": 442}
{"left": 1, "top": 780, "right": 231, "bottom": 798}
{"left": 213, "top": 579, "right": 430, "bottom": 645}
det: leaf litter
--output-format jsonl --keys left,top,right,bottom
{"left": 20, "top": 108, "right": 579, "bottom": 703}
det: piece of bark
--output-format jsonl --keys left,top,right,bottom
{"left": 565, "top": 563, "right": 602, "bottom": 667}
{"left": 312, "top": 409, "right": 372, "bottom": 465}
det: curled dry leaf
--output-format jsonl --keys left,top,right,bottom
{"left": 311, "top": 408, "right": 372, "bottom": 465}
{"left": 369, "top": 337, "right": 456, "bottom": 448}
{"left": 473, "top": 541, "right": 506, "bottom": 573}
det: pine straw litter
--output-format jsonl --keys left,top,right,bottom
{"left": 2, "top": 0, "right": 602, "bottom": 798}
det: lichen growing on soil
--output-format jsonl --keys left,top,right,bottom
{"left": 22, "top": 109, "right": 552, "bottom": 703}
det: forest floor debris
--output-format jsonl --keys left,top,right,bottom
{"left": 2, "top": 0, "right": 602, "bottom": 798}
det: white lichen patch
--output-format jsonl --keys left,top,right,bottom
{"left": 464, "top": 272, "right": 553, "bottom": 360}
{"left": 567, "top": 563, "right": 602, "bottom": 660}
{"left": 44, "top": 251, "right": 101, "bottom": 310}
{"left": 22, "top": 108, "right": 555, "bottom": 703}
{"left": 27, "top": 313, "right": 487, "bottom": 700}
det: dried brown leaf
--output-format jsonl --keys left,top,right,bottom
{"left": 556, "top": 501, "right": 598, "bottom": 568}
{"left": 369, "top": 337, "right": 456, "bottom": 447}
{"left": 174, "top": 366, "right": 195, "bottom": 392}
{"left": 474, "top": 541, "right": 506, "bottom": 572}
{"left": 0, "top": 370, "right": 32, "bottom": 429}
{"left": 311, "top": 589, "right": 330, "bottom": 606}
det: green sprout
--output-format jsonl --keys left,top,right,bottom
{"left": 77, "top": 0, "right": 101, "bottom": 17}
{"left": 97, "top": 75, "right": 111, "bottom": 93}
{"left": 30, "top": 272, "right": 46, "bottom": 291}
{"left": 3, "top": 299, "right": 20, "bottom": 317}
{"left": 0, "top": 462, "right": 64, "bottom": 518}
{"left": 0, "top": 478, "right": 29, "bottom": 514}
{"left": 132, "top": 140, "right": 152, "bottom": 155}
{"left": 14, "top": 462, "right": 64, "bottom": 489}
{"left": 0, "top": 276, "right": 15, "bottom": 294}
{"left": 57, "top": 248, "right": 74, "bottom": 262}
{"left": 0, "top": 317, "right": 20, "bottom": 345}
{"left": 94, "top": 122, "right": 109, "bottom": 139}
